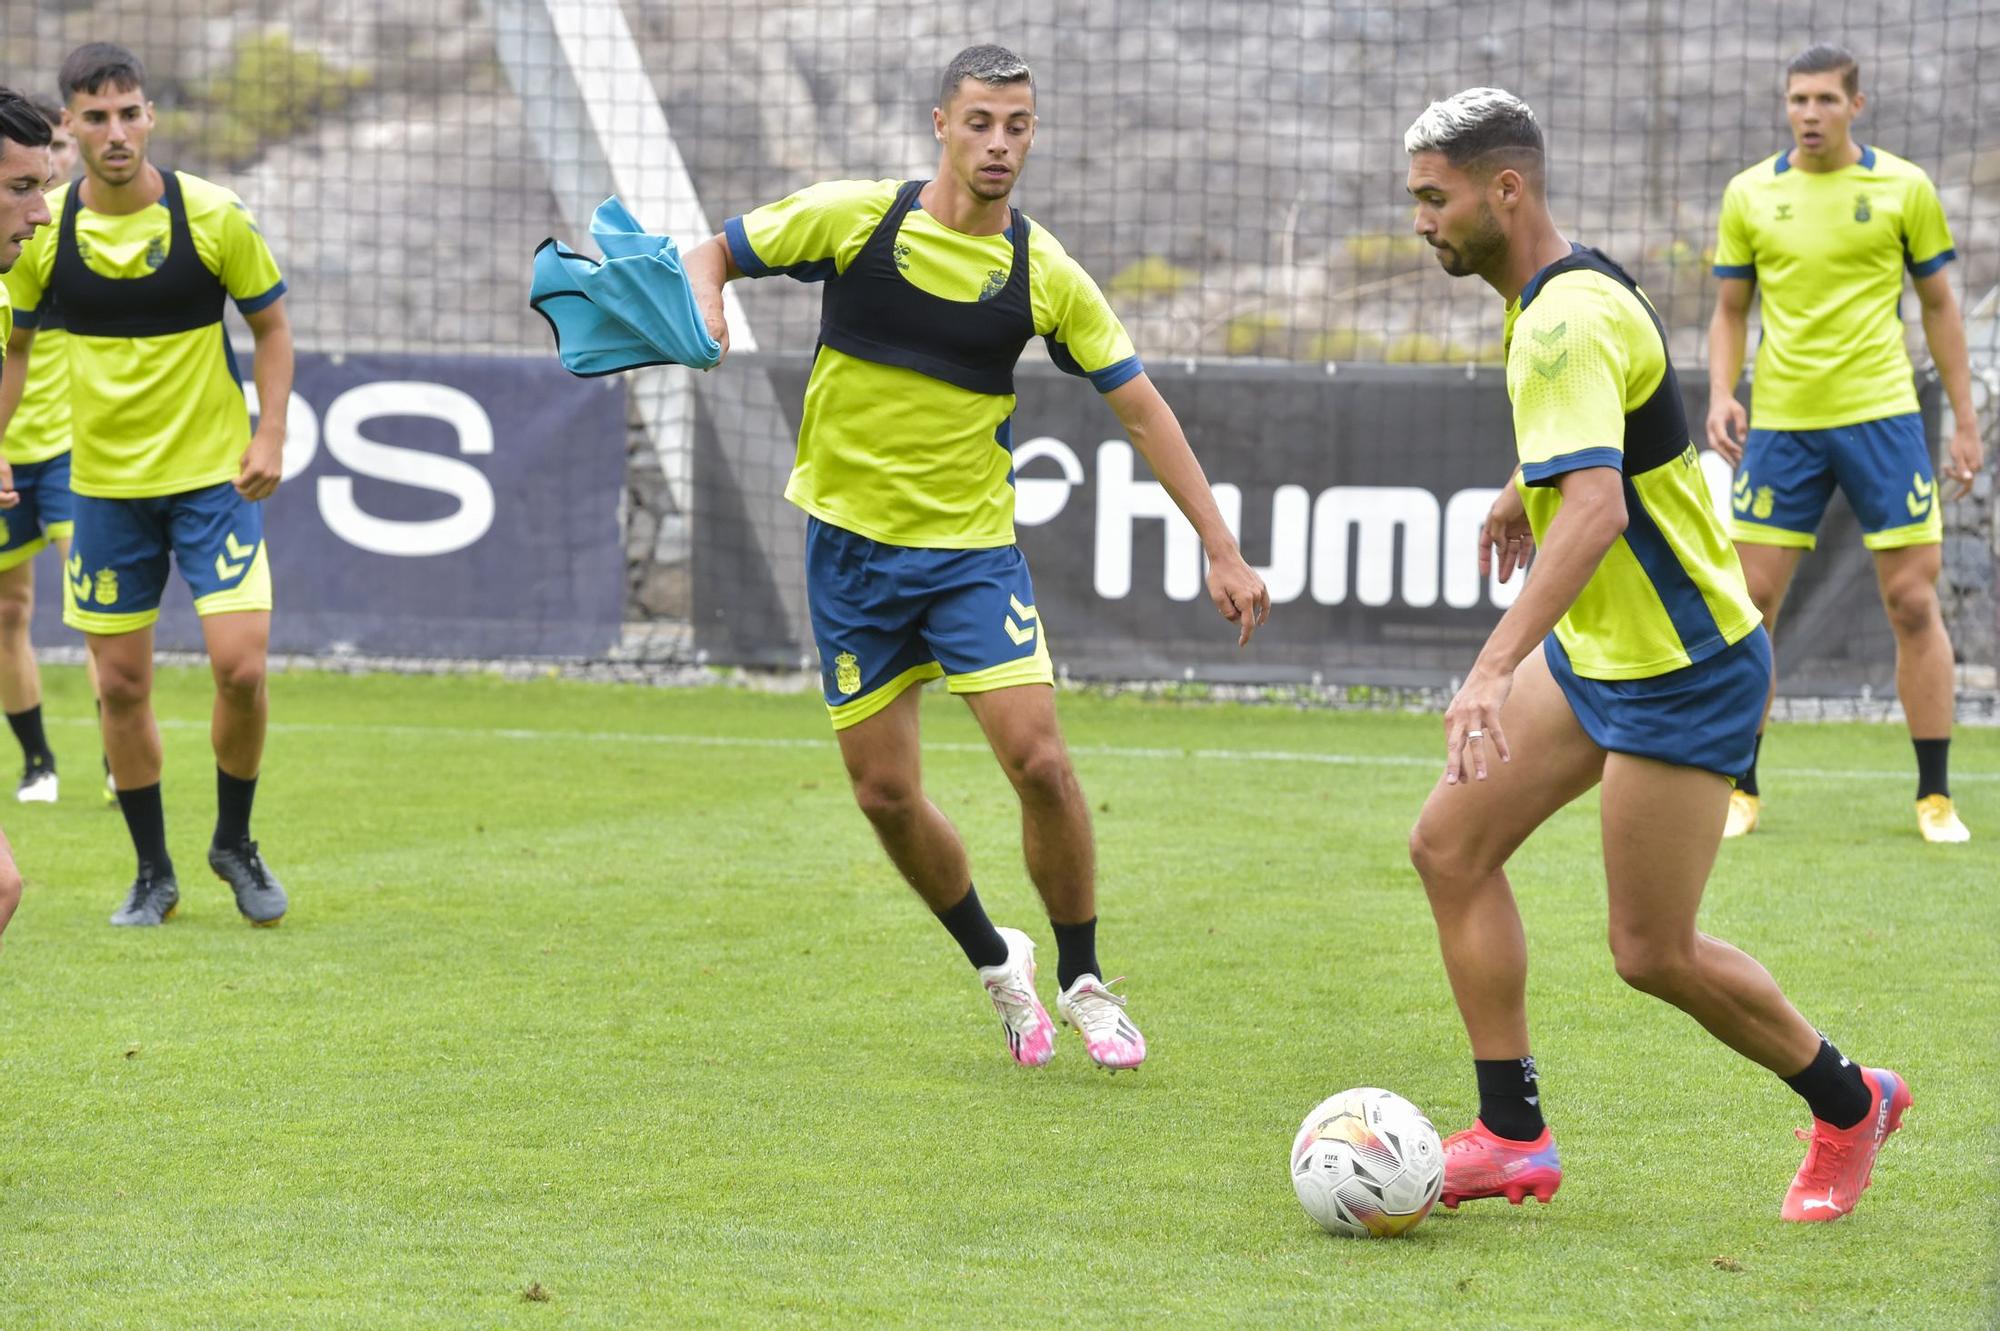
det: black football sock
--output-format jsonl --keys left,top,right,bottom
{"left": 1051, "top": 916, "right": 1100, "bottom": 992}
{"left": 213, "top": 767, "right": 259, "bottom": 849}
{"left": 6, "top": 705, "right": 54, "bottom": 773}
{"left": 1781, "top": 1038, "right": 1871, "bottom": 1130}
{"left": 1475, "top": 1056, "right": 1546, "bottom": 1141}
{"left": 1738, "top": 732, "right": 1763, "bottom": 797}
{"left": 116, "top": 782, "right": 174, "bottom": 880}
{"left": 936, "top": 883, "right": 1009, "bottom": 970}
{"left": 1913, "top": 738, "right": 1950, "bottom": 801}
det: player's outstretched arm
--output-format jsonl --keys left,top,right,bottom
{"left": 683, "top": 235, "right": 741, "bottom": 363}
{"left": 1443, "top": 466, "right": 1624, "bottom": 785}
{"left": 1704, "top": 278, "right": 1753, "bottom": 465}
{"left": 1914, "top": 269, "right": 1985, "bottom": 499}
{"left": 237, "top": 299, "right": 293, "bottom": 502}
{"left": 1104, "top": 372, "right": 1269, "bottom": 646}
{"left": 0, "top": 324, "right": 34, "bottom": 508}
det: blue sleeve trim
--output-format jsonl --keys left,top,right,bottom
{"left": 1906, "top": 248, "right": 1956, "bottom": 278}
{"left": 1520, "top": 446, "right": 1624, "bottom": 486}
{"left": 12, "top": 306, "right": 39, "bottom": 329}
{"left": 235, "top": 280, "right": 287, "bottom": 315}
{"left": 1711, "top": 263, "right": 1755, "bottom": 279}
{"left": 1087, "top": 355, "right": 1143, "bottom": 393}
{"left": 723, "top": 216, "right": 770, "bottom": 278}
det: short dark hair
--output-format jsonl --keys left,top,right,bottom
{"left": 937, "top": 45, "right": 1033, "bottom": 110}
{"left": 1404, "top": 88, "right": 1546, "bottom": 190}
{"left": 60, "top": 42, "right": 147, "bottom": 101}
{"left": 0, "top": 88, "right": 56, "bottom": 154}
{"left": 1786, "top": 43, "right": 1859, "bottom": 98}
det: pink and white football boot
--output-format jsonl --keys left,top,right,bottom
{"left": 1057, "top": 974, "right": 1147, "bottom": 1072}
{"left": 977, "top": 927, "right": 1055, "bottom": 1068}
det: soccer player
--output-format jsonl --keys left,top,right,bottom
{"left": 682, "top": 46, "right": 1269, "bottom": 1070}
{"left": 0, "top": 91, "right": 104, "bottom": 805}
{"left": 1705, "top": 44, "right": 1983, "bottom": 843}
{"left": 1403, "top": 89, "right": 1905, "bottom": 1221}
{"left": 0, "top": 87, "right": 54, "bottom": 945}
{"left": 0, "top": 44, "right": 294, "bottom": 927}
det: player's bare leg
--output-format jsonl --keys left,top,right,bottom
{"left": 1600, "top": 753, "right": 1820, "bottom": 1069}
{"left": 1874, "top": 543, "right": 1967, "bottom": 841}
{"left": 198, "top": 610, "right": 285, "bottom": 923}
{"left": 1410, "top": 646, "right": 1601, "bottom": 1206}
{"left": 0, "top": 560, "right": 56, "bottom": 801}
{"left": 836, "top": 684, "right": 971, "bottom": 911}
{"left": 49, "top": 534, "right": 109, "bottom": 802}
{"left": 837, "top": 684, "right": 1052, "bottom": 1066}
{"left": 91, "top": 625, "right": 177, "bottom": 925}
{"left": 1725, "top": 542, "right": 1805, "bottom": 837}
{"left": 0, "top": 823, "right": 21, "bottom": 945}
{"left": 963, "top": 683, "right": 1139, "bottom": 1069}
{"left": 1409, "top": 646, "right": 1605, "bottom": 1060}
{"left": 1598, "top": 749, "right": 1905, "bottom": 1218}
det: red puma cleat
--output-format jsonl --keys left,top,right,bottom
{"left": 1439, "top": 1119, "right": 1562, "bottom": 1209}
{"left": 1782, "top": 1067, "right": 1910, "bottom": 1222}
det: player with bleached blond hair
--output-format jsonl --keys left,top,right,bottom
{"left": 1401, "top": 86, "right": 1905, "bottom": 1222}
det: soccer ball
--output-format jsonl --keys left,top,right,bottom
{"left": 1290, "top": 1087, "right": 1444, "bottom": 1238}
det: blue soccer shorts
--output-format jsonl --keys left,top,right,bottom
{"left": 1730, "top": 412, "right": 1942, "bottom": 551}
{"left": 805, "top": 517, "right": 1054, "bottom": 730}
{"left": 64, "top": 481, "right": 272, "bottom": 635}
{"left": 0, "top": 451, "right": 78, "bottom": 572}
{"left": 1545, "top": 627, "right": 1772, "bottom": 780}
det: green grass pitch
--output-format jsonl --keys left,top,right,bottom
{"left": 0, "top": 665, "right": 1994, "bottom": 1327}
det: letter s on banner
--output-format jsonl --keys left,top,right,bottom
{"left": 317, "top": 382, "right": 497, "bottom": 557}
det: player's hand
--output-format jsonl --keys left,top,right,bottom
{"left": 0, "top": 458, "right": 16, "bottom": 509}
{"left": 1206, "top": 549, "right": 1270, "bottom": 647}
{"left": 1478, "top": 483, "right": 1535, "bottom": 583}
{"left": 1442, "top": 664, "right": 1512, "bottom": 786}
{"left": 1706, "top": 396, "right": 1748, "bottom": 466}
{"left": 236, "top": 429, "right": 283, "bottom": 502}
{"left": 700, "top": 299, "right": 729, "bottom": 365}
{"left": 1945, "top": 416, "right": 1984, "bottom": 501}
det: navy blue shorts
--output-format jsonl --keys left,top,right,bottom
{"left": 65, "top": 481, "right": 271, "bottom": 634}
{"left": 805, "top": 517, "right": 1052, "bottom": 729}
{"left": 1732, "top": 412, "right": 1940, "bottom": 551}
{"left": 0, "top": 452, "right": 77, "bottom": 572}
{"left": 1545, "top": 626, "right": 1771, "bottom": 779}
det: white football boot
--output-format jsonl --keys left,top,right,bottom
{"left": 976, "top": 927, "right": 1056, "bottom": 1067}
{"left": 1057, "top": 974, "right": 1147, "bottom": 1072}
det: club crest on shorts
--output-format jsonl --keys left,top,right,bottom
{"left": 93, "top": 568, "right": 119, "bottom": 606}
{"left": 834, "top": 651, "right": 862, "bottom": 696}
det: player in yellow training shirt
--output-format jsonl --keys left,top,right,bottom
{"left": 1403, "top": 89, "right": 1904, "bottom": 1223}
{"left": 684, "top": 46, "right": 1269, "bottom": 1073}
{"left": 1706, "top": 44, "right": 1983, "bottom": 843}
{"left": 0, "top": 91, "right": 105, "bottom": 807}
{"left": 0, "top": 45, "right": 295, "bottom": 928}
{"left": 0, "top": 88, "right": 54, "bottom": 949}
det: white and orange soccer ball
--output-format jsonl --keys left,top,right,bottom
{"left": 1290, "top": 1087, "right": 1445, "bottom": 1237}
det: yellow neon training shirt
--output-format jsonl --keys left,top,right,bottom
{"left": 725, "top": 178, "right": 1140, "bottom": 549}
{"left": 4, "top": 172, "right": 286, "bottom": 498}
{"left": 1506, "top": 263, "right": 1762, "bottom": 679}
{"left": 1712, "top": 144, "right": 1955, "bottom": 431}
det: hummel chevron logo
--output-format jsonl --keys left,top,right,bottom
{"left": 1907, "top": 472, "right": 1934, "bottom": 517}
{"left": 1004, "top": 594, "right": 1038, "bottom": 647}
{"left": 214, "top": 533, "right": 259, "bottom": 581}
{"left": 1531, "top": 349, "right": 1568, "bottom": 379}
{"left": 1529, "top": 321, "right": 1565, "bottom": 345}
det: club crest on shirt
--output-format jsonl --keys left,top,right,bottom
{"left": 1853, "top": 194, "right": 1872, "bottom": 223}
{"left": 144, "top": 234, "right": 167, "bottom": 270}
{"left": 834, "top": 651, "right": 861, "bottom": 696}
{"left": 1774, "top": 203, "right": 1792, "bottom": 221}
{"left": 977, "top": 268, "right": 1007, "bottom": 302}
